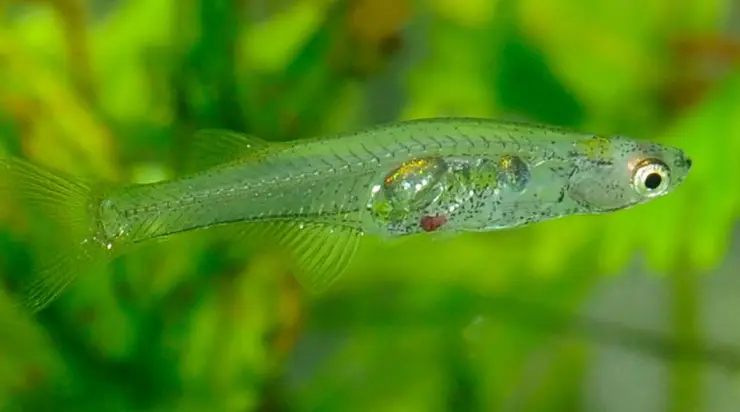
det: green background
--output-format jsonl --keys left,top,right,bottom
{"left": 0, "top": 0, "right": 739, "bottom": 411}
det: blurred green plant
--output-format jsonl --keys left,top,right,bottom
{"left": 0, "top": 0, "right": 739, "bottom": 411}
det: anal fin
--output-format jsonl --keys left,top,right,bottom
{"left": 236, "top": 221, "right": 362, "bottom": 293}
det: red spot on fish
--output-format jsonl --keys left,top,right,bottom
{"left": 420, "top": 215, "right": 447, "bottom": 232}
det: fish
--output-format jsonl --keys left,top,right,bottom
{"left": 0, "top": 117, "right": 692, "bottom": 313}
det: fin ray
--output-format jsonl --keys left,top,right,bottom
{"left": 184, "top": 129, "right": 271, "bottom": 173}
{"left": 236, "top": 221, "right": 361, "bottom": 293}
{"left": 0, "top": 157, "right": 109, "bottom": 313}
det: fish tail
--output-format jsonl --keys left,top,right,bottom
{"left": 0, "top": 157, "right": 111, "bottom": 313}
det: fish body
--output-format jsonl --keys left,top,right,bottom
{"left": 0, "top": 118, "right": 692, "bottom": 312}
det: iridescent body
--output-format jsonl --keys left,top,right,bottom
{"left": 0, "top": 118, "right": 692, "bottom": 313}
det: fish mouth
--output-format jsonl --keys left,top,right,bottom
{"left": 593, "top": 203, "right": 636, "bottom": 214}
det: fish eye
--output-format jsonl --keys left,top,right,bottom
{"left": 632, "top": 158, "right": 671, "bottom": 197}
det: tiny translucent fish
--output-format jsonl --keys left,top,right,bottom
{"left": 0, "top": 118, "right": 692, "bottom": 313}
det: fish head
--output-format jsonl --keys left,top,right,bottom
{"left": 566, "top": 136, "right": 692, "bottom": 213}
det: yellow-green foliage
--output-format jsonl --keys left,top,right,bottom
{"left": 0, "top": 0, "right": 738, "bottom": 411}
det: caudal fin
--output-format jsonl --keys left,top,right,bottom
{"left": 0, "top": 157, "right": 110, "bottom": 313}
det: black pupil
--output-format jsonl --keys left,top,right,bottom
{"left": 644, "top": 173, "right": 662, "bottom": 190}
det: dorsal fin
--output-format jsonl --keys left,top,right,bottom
{"left": 183, "top": 129, "right": 271, "bottom": 173}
